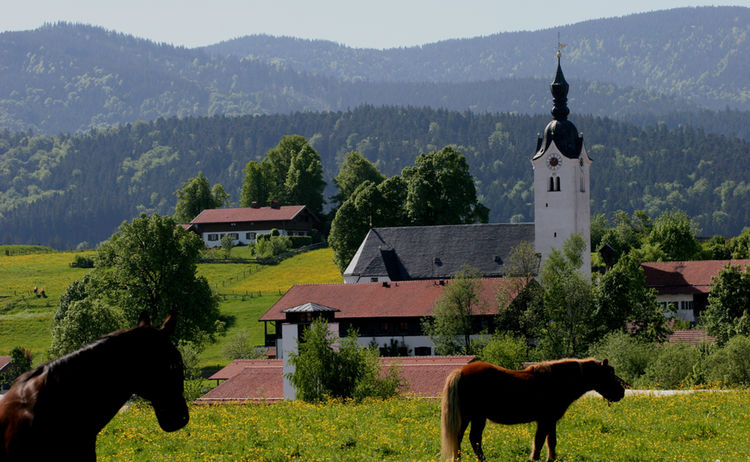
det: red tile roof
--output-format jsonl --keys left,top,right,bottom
{"left": 667, "top": 329, "right": 715, "bottom": 345}
{"left": 196, "top": 356, "right": 476, "bottom": 403}
{"left": 209, "top": 359, "right": 283, "bottom": 381}
{"left": 641, "top": 260, "right": 750, "bottom": 295}
{"left": 260, "top": 278, "right": 529, "bottom": 322}
{"left": 0, "top": 356, "right": 11, "bottom": 372}
{"left": 190, "top": 206, "right": 306, "bottom": 224}
{"left": 198, "top": 366, "right": 284, "bottom": 403}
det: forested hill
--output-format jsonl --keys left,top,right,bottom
{"left": 206, "top": 6, "right": 750, "bottom": 111}
{"left": 2, "top": 17, "right": 750, "bottom": 138}
{"left": 1, "top": 106, "right": 748, "bottom": 249}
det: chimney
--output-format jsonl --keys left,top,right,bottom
{"left": 271, "top": 200, "right": 280, "bottom": 209}
{"left": 251, "top": 201, "right": 259, "bottom": 208}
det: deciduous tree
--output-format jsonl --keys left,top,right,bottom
{"left": 173, "top": 172, "right": 229, "bottom": 223}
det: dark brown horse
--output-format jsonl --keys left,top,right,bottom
{"left": 0, "top": 312, "right": 189, "bottom": 461}
{"left": 441, "top": 358, "right": 625, "bottom": 461}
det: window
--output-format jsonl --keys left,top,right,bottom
{"left": 680, "top": 300, "right": 694, "bottom": 312}
{"left": 228, "top": 233, "right": 239, "bottom": 239}
{"left": 246, "top": 232, "right": 256, "bottom": 240}
{"left": 555, "top": 176, "right": 561, "bottom": 191}
{"left": 549, "top": 177, "right": 554, "bottom": 191}
{"left": 207, "top": 234, "right": 219, "bottom": 241}
{"left": 414, "top": 346, "right": 431, "bottom": 356}
{"left": 370, "top": 277, "right": 379, "bottom": 282}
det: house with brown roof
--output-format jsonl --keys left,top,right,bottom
{"left": 641, "top": 259, "right": 750, "bottom": 323}
{"left": 261, "top": 278, "right": 529, "bottom": 357}
{"left": 196, "top": 356, "right": 476, "bottom": 403}
{"left": 186, "top": 203, "right": 319, "bottom": 248}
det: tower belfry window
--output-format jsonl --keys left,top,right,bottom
{"left": 549, "top": 177, "right": 554, "bottom": 191}
{"left": 555, "top": 177, "right": 561, "bottom": 191}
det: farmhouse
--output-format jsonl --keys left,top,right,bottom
{"left": 186, "top": 203, "right": 319, "bottom": 248}
{"left": 641, "top": 259, "right": 750, "bottom": 323}
{"left": 260, "top": 278, "right": 530, "bottom": 357}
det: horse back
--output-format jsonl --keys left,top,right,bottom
{"left": 457, "top": 361, "right": 547, "bottom": 424}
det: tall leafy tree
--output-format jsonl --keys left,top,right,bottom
{"left": 93, "top": 213, "right": 220, "bottom": 344}
{"left": 284, "top": 144, "right": 326, "bottom": 217}
{"left": 646, "top": 209, "right": 701, "bottom": 261}
{"left": 423, "top": 265, "right": 486, "bottom": 355}
{"left": 538, "top": 234, "right": 595, "bottom": 358}
{"left": 240, "top": 161, "right": 272, "bottom": 207}
{"left": 593, "top": 253, "right": 669, "bottom": 342}
{"left": 264, "top": 134, "right": 310, "bottom": 201}
{"left": 173, "top": 172, "right": 229, "bottom": 223}
{"left": 328, "top": 177, "right": 408, "bottom": 272}
{"left": 402, "top": 146, "right": 488, "bottom": 226}
{"left": 702, "top": 263, "right": 750, "bottom": 345}
{"left": 332, "top": 151, "right": 386, "bottom": 206}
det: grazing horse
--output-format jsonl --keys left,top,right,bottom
{"left": 441, "top": 358, "right": 626, "bottom": 461}
{"left": 0, "top": 312, "right": 189, "bottom": 461}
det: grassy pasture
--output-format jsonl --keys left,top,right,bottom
{"left": 97, "top": 391, "right": 750, "bottom": 461}
{"left": 0, "top": 246, "right": 340, "bottom": 365}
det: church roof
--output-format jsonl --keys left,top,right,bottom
{"left": 343, "top": 223, "right": 535, "bottom": 281}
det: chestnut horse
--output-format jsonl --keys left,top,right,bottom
{"left": 0, "top": 312, "right": 189, "bottom": 461}
{"left": 441, "top": 358, "right": 626, "bottom": 461}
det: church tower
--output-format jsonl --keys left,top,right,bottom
{"left": 532, "top": 52, "right": 592, "bottom": 275}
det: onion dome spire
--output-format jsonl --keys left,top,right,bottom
{"left": 550, "top": 51, "right": 570, "bottom": 121}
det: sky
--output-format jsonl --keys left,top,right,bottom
{"left": 1, "top": 1, "right": 747, "bottom": 49}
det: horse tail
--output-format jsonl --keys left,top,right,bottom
{"left": 441, "top": 368, "right": 463, "bottom": 460}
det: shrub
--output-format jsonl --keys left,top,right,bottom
{"left": 643, "top": 342, "right": 702, "bottom": 389}
{"left": 70, "top": 255, "right": 95, "bottom": 268}
{"left": 588, "top": 331, "right": 658, "bottom": 386}
{"left": 223, "top": 329, "right": 266, "bottom": 360}
{"left": 704, "top": 335, "right": 750, "bottom": 386}
{"left": 478, "top": 332, "right": 529, "bottom": 370}
{"left": 288, "top": 319, "right": 402, "bottom": 401}
{"left": 289, "top": 235, "right": 313, "bottom": 248}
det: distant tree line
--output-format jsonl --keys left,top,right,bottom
{"left": 2, "top": 106, "right": 750, "bottom": 248}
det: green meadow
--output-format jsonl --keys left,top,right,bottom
{"left": 0, "top": 246, "right": 341, "bottom": 365}
{"left": 96, "top": 391, "right": 750, "bottom": 461}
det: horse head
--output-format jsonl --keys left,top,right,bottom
{"left": 586, "top": 358, "right": 626, "bottom": 402}
{"left": 132, "top": 311, "right": 190, "bottom": 432}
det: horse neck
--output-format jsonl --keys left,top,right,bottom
{"left": 549, "top": 361, "right": 595, "bottom": 401}
{"left": 43, "top": 334, "right": 141, "bottom": 430}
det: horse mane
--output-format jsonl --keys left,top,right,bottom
{"left": 528, "top": 357, "right": 599, "bottom": 377}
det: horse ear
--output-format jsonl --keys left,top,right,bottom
{"left": 137, "top": 310, "right": 151, "bottom": 328}
{"left": 160, "top": 312, "right": 177, "bottom": 337}
{"left": 602, "top": 358, "right": 609, "bottom": 366}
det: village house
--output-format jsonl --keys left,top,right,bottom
{"left": 641, "top": 259, "right": 750, "bottom": 323}
{"left": 185, "top": 202, "right": 319, "bottom": 248}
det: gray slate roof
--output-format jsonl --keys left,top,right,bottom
{"left": 344, "top": 223, "right": 535, "bottom": 281}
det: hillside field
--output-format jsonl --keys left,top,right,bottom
{"left": 96, "top": 391, "right": 750, "bottom": 461}
{"left": 0, "top": 246, "right": 341, "bottom": 366}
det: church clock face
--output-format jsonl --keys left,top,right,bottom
{"left": 546, "top": 153, "right": 562, "bottom": 170}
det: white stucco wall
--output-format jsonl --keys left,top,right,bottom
{"left": 533, "top": 143, "right": 591, "bottom": 276}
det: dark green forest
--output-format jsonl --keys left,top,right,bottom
{"left": 1, "top": 106, "right": 748, "bottom": 249}
{"left": 206, "top": 7, "right": 750, "bottom": 111}
{"left": 2, "top": 18, "right": 750, "bottom": 139}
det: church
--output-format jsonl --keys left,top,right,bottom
{"left": 343, "top": 52, "right": 592, "bottom": 282}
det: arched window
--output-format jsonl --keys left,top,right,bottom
{"left": 549, "top": 177, "right": 555, "bottom": 191}
{"left": 555, "top": 176, "right": 561, "bottom": 191}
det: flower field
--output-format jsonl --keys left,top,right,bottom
{"left": 97, "top": 391, "right": 750, "bottom": 461}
